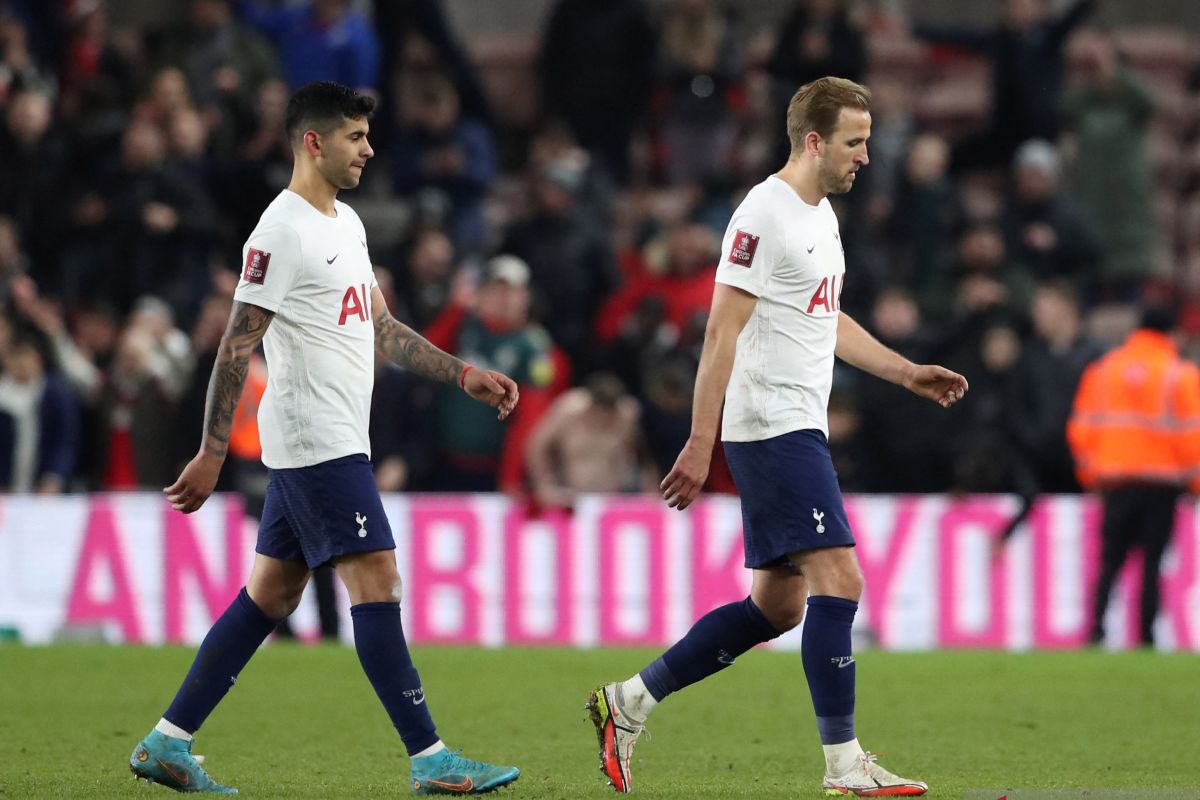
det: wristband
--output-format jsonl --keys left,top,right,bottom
{"left": 459, "top": 364, "right": 475, "bottom": 390}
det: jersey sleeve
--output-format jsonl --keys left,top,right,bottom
{"left": 233, "top": 225, "right": 302, "bottom": 312}
{"left": 714, "top": 210, "right": 785, "bottom": 297}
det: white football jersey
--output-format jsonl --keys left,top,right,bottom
{"left": 233, "top": 190, "right": 377, "bottom": 468}
{"left": 715, "top": 175, "right": 845, "bottom": 441}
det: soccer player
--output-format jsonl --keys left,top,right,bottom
{"left": 128, "top": 81, "right": 521, "bottom": 796}
{"left": 587, "top": 77, "right": 968, "bottom": 797}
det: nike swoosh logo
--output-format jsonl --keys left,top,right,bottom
{"left": 156, "top": 759, "right": 189, "bottom": 786}
{"left": 413, "top": 695, "right": 426, "bottom": 705}
{"left": 326, "top": 254, "right": 339, "bottom": 264}
{"left": 427, "top": 776, "right": 473, "bottom": 792}
{"left": 807, "top": 244, "right": 816, "bottom": 253}
{"left": 717, "top": 655, "right": 736, "bottom": 665}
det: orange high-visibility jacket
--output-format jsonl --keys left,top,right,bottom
{"left": 1068, "top": 330, "right": 1200, "bottom": 490}
{"left": 228, "top": 353, "right": 268, "bottom": 461}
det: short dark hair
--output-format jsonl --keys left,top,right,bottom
{"left": 1140, "top": 303, "right": 1178, "bottom": 333}
{"left": 786, "top": 77, "right": 871, "bottom": 154}
{"left": 285, "top": 81, "right": 375, "bottom": 146}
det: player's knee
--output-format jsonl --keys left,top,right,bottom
{"left": 836, "top": 567, "right": 865, "bottom": 601}
{"left": 755, "top": 597, "right": 805, "bottom": 631}
{"left": 768, "top": 603, "right": 805, "bottom": 632}
{"left": 249, "top": 587, "right": 300, "bottom": 620}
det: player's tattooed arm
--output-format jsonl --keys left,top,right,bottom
{"left": 373, "top": 305, "right": 464, "bottom": 384}
{"left": 200, "top": 301, "right": 274, "bottom": 458}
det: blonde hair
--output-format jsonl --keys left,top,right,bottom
{"left": 786, "top": 77, "right": 872, "bottom": 154}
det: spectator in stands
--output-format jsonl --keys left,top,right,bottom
{"left": 927, "top": 220, "right": 1033, "bottom": 322}
{"left": 93, "top": 298, "right": 191, "bottom": 490}
{"left": 1063, "top": 29, "right": 1158, "bottom": 300}
{"left": 0, "top": 87, "right": 69, "bottom": 287}
{"left": 825, "top": 387, "right": 870, "bottom": 492}
{"left": 0, "top": 215, "right": 29, "bottom": 301}
{"left": 857, "top": 287, "right": 953, "bottom": 492}
{"left": 652, "top": 0, "right": 745, "bottom": 183}
{"left": 501, "top": 158, "right": 620, "bottom": 373}
{"left": 423, "top": 255, "right": 560, "bottom": 492}
{"left": 1003, "top": 139, "right": 1103, "bottom": 290}
{"left": 0, "top": 329, "right": 80, "bottom": 493}
{"left": 0, "top": 2, "right": 48, "bottom": 101}
{"left": 135, "top": 66, "right": 195, "bottom": 129}
{"left": 595, "top": 220, "right": 718, "bottom": 350}
{"left": 391, "top": 227, "right": 457, "bottom": 331}
{"left": 525, "top": 372, "right": 657, "bottom": 508}
{"left": 370, "top": 355, "right": 437, "bottom": 493}
{"left": 392, "top": 72, "right": 496, "bottom": 251}
{"left": 947, "top": 321, "right": 1028, "bottom": 492}
{"left": 912, "top": 0, "right": 1095, "bottom": 171}
{"left": 240, "top": 0, "right": 380, "bottom": 94}
{"left": 540, "top": 0, "right": 657, "bottom": 182}
{"left": 152, "top": 0, "right": 278, "bottom": 114}
{"left": 888, "top": 133, "right": 959, "bottom": 292}
{"left": 229, "top": 77, "right": 292, "bottom": 244}
{"left": 372, "top": 0, "right": 496, "bottom": 140}
{"left": 640, "top": 358, "right": 696, "bottom": 480}
{"left": 58, "top": 0, "right": 139, "bottom": 105}
{"left": 1009, "top": 280, "right": 1103, "bottom": 493}
{"left": 769, "top": 0, "right": 866, "bottom": 88}
{"left": 526, "top": 120, "right": 616, "bottom": 229}
{"left": 7, "top": 274, "right": 104, "bottom": 405}
{"left": 65, "top": 118, "right": 218, "bottom": 324}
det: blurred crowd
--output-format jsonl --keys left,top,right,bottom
{"left": 1, "top": 0, "right": 1197, "bottom": 507}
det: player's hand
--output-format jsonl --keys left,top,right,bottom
{"left": 660, "top": 437, "right": 713, "bottom": 510}
{"left": 903, "top": 364, "right": 968, "bottom": 408}
{"left": 164, "top": 452, "right": 224, "bottom": 513}
{"left": 464, "top": 367, "right": 520, "bottom": 420}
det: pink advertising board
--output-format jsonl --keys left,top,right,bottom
{"left": 0, "top": 493, "right": 1195, "bottom": 650}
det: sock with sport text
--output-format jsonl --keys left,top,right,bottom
{"left": 351, "top": 602, "right": 440, "bottom": 756}
{"left": 802, "top": 595, "right": 859, "bottom": 753}
{"left": 631, "top": 597, "right": 782, "bottom": 721}
{"left": 161, "top": 587, "right": 279, "bottom": 734}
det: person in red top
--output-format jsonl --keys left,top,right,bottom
{"left": 1068, "top": 305, "right": 1200, "bottom": 647}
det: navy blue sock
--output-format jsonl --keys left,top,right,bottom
{"left": 640, "top": 597, "right": 781, "bottom": 701}
{"left": 351, "top": 602, "right": 439, "bottom": 756}
{"left": 163, "top": 587, "right": 278, "bottom": 733}
{"left": 802, "top": 595, "right": 858, "bottom": 744}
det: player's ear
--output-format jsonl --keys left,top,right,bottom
{"left": 302, "top": 129, "right": 322, "bottom": 157}
{"left": 805, "top": 130, "right": 822, "bottom": 158}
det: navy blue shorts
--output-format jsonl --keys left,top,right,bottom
{"left": 723, "top": 429, "right": 855, "bottom": 569}
{"left": 256, "top": 454, "right": 395, "bottom": 569}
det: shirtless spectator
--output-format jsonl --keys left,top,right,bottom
{"left": 525, "top": 372, "right": 656, "bottom": 507}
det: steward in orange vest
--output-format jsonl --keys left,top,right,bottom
{"left": 1067, "top": 306, "right": 1200, "bottom": 646}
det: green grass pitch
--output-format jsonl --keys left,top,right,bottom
{"left": 1, "top": 645, "right": 1197, "bottom": 798}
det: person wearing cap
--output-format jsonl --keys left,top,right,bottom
{"left": 1002, "top": 138, "right": 1103, "bottom": 288}
{"left": 1068, "top": 304, "right": 1200, "bottom": 647}
{"left": 423, "top": 254, "right": 561, "bottom": 492}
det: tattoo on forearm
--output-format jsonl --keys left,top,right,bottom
{"left": 374, "top": 313, "right": 463, "bottom": 384}
{"left": 202, "top": 302, "right": 274, "bottom": 457}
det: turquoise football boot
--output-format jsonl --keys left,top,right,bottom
{"left": 129, "top": 730, "right": 238, "bottom": 794}
{"left": 410, "top": 748, "right": 519, "bottom": 794}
